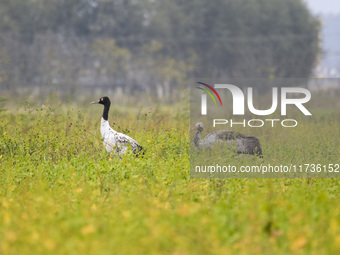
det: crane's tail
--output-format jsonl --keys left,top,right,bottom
{"left": 134, "top": 145, "right": 145, "bottom": 158}
{"left": 243, "top": 136, "right": 263, "bottom": 158}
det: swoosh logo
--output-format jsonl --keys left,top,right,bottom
{"left": 196, "top": 82, "right": 223, "bottom": 106}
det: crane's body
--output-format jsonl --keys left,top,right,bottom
{"left": 100, "top": 117, "right": 141, "bottom": 155}
{"left": 192, "top": 122, "right": 262, "bottom": 156}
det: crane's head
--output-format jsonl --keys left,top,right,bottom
{"left": 191, "top": 122, "right": 204, "bottom": 132}
{"left": 91, "top": 96, "right": 111, "bottom": 106}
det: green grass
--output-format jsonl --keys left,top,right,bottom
{"left": 0, "top": 96, "right": 340, "bottom": 255}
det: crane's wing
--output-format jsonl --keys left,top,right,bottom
{"left": 204, "top": 130, "right": 245, "bottom": 144}
{"left": 104, "top": 129, "right": 141, "bottom": 155}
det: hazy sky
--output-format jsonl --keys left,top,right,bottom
{"left": 304, "top": 0, "right": 340, "bottom": 15}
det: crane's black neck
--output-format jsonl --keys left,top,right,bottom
{"left": 102, "top": 103, "right": 110, "bottom": 121}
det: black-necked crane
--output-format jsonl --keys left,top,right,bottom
{"left": 192, "top": 122, "right": 262, "bottom": 156}
{"left": 91, "top": 96, "right": 143, "bottom": 157}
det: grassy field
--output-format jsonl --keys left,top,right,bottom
{"left": 0, "top": 94, "right": 340, "bottom": 255}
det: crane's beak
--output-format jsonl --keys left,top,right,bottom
{"left": 90, "top": 100, "right": 99, "bottom": 104}
{"left": 191, "top": 126, "right": 197, "bottom": 131}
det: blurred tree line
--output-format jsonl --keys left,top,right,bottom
{"left": 0, "top": 0, "right": 320, "bottom": 97}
